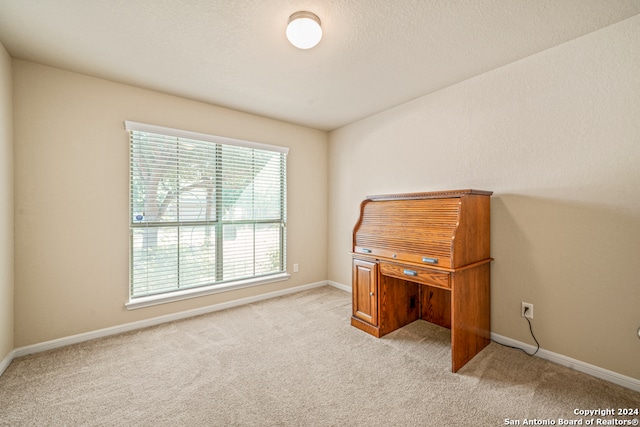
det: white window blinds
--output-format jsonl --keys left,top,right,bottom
{"left": 126, "top": 121, "right": 288, "bottom": 299}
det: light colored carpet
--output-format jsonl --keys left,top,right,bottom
{"left": 1, "top": 285, "right": 638, "bottom": 426}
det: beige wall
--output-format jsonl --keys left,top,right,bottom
{"left": 13, "top": 60, "right": 328, "bottom": 347}
{"left": 0, "top": 44, "right": 14, "bottom": 363}
{"left": 328, "top": 16, "right": 640, "bottom": 379}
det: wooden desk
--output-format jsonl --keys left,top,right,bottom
{"left": 350, "top": 190, "right": 493, "bottom": 372}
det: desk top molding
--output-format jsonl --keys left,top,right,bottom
{"left": 365, "top": 189, "right": 493, "bottom": 201}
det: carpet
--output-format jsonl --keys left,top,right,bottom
{"left": 1, "top": 286, "right": 638, "bottom": 426}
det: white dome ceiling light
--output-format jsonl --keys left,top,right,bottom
{"left": 286, "top": 11, "right": 322, "bottom": 49}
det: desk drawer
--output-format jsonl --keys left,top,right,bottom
{"left": 380, "top": 262, "right": 450, "bottom": 289}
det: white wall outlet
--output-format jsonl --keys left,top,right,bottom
{"left": 521, "top": 302, "right": 534, "bottom": 319}
{"left": 293, "top": 263, "right": 299, "bottom": 273}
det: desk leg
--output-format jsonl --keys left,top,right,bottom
{"left": 450, "top": 264, "right": 491, "bottom": 372}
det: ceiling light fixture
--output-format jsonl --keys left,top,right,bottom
{"left": 286, "top": 11, "right": 322, "bottom": 49}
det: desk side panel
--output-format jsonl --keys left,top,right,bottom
{"left": 450, "top": 263, "right": 491, "bottom": 372}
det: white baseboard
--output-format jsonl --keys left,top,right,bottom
{"left": 327, "top": 280, "right": 351, "bottom": 293}
{"left": 4, "top": 281, "right": 638, "bottom": 394}
{"left": 11, "top": 280, "right": 330, "bottom": 360}
{"left": 491, "top": 333, "right": 640, "bottom": 393}
{"left": 0, "top": 348, "right": 16, "bottom": 377}
{"left": 331, "top": 278, "right": 640, "bottom": 392}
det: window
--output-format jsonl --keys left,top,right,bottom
{"left": 126, "top": 121, "right": 288, "bottom": 307}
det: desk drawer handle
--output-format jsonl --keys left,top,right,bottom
{"left": 361, "top": 248, "right": 372, "bottom": 254}
{"left": 403, "top": 269, "right": 418, "bottom": 277}
{"left": 422, "top": 257, "right": 438, "bottom": 265}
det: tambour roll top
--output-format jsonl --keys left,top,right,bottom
{"left": 352, "top": 189, "right": 492, "bottom": 269}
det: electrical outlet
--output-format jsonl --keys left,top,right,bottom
{"left": 293, "top": 263, "right": 299, "bottom": 273}
{"left": 521, "top": 302, "right": 533, "bottom": 319}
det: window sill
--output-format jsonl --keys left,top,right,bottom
{"left": 125, "top": 273, "right": 291, "bottom": 310}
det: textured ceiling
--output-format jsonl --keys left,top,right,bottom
{"left": 0, "top": 0, "right": 639, "bottom": 131}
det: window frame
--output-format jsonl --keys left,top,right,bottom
{"left": 125, "top": 121, "right": 289, "bottom": 310}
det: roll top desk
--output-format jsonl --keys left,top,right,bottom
{"left": 351, "top": 189, "right": 493, "bottom": 372}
